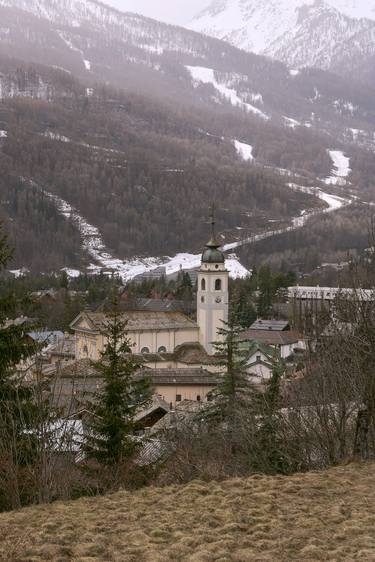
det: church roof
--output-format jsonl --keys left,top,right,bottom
{"left": 137, "top": 367, "right": 221, "bottom": 386}
{"left": 97, "top": 296, "right": 195, "bottom": 314}
{"left": 71, "top": 310, "right": 198, "bottom": 333}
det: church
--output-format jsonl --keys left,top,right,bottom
{"left": 70, "top": 220, "right": 229, "bottom": 361}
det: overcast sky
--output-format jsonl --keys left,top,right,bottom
{"left": 104, "top": 0, "right": 206, "bottom": 24}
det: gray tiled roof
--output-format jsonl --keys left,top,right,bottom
{"left": 138, "top": 368, "right": 221, "bottom": 386}
{"left": 121, "top": 297, "right": 195, "bottom": 313}
{"left": 75, "top": 310, "right": 198, "bottom": 332}
{"left": 241, "top": 329, "right": 303, "bottom": 346}
{"left": 250, "top": 319, "right": 290, "bottom": 331}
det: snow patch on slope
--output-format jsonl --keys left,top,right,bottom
{"left": 56, "top": 30, "right": 91, "bottom": 71}
{"left": 233, "top": 140, "right": 254, "bottom": 161}
{"left": 61, "top": 267, "right": 81, "bottom": 278}
{"left": 283, "top": 116, "right": 301, "bottom": 129}
{"left": 324, "top": 150, "right": 351, "bottom": 185}
{"left": 186, "top": 65, "right": 269, "bottom": 120}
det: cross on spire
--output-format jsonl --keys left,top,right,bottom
{"left": 210, "top": 202, "right": 216, "bottom": 241}
{"left": 205, "top": 203, "right": 220, "bottom": 249}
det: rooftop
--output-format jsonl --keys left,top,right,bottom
{"left": 288, "top": 286, "right": 375, "bottom": 301}
{"left": 99, "top": 296, "right": 195, "bottom": 314}
{"left": 137, "top": 368, "right": 221, "bottom": 386}
{"left": 250, "top": 319, "right": 290, "bottom": 331}
{"left": 241, "top": 329, "right": 304, "bottom": 347}
{"left": 71, "top": 310, "right": 198, "bottom": 332}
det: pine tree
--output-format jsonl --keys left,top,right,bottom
{"left": 85, "top": 303, "right": 151, "bottom": 465}
{"left": 0, "top": 230, "right": 40, "bottom": 509}
{"left": 207, "top": 320, "right": 255, "bottom": 422}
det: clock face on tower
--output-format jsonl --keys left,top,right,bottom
{"left": 215, "top": 297, "right": 222, "bottom": 303}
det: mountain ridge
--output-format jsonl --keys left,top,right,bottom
{"left": 190, "top": 0, "right": 375, "bottom": 84}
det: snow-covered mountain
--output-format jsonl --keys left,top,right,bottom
{"left": 190, "top": 0, "right": 375, "bottom": 81}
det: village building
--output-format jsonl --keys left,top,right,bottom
{"left": 241, "top": 341, "right": 277, "bottom": 382}
{"left": 249, "top": 319, "right": 290, "bottom": 331}
{"left": 241, "top": 326, "right": 306, "bottom": 360}
{"left": 70, "top": 310, "right": 200, "bottom": 360}
{"left": 288, "top": 285, "right": 375, "bottom": 334}
{"left": 48, "top": 357, "right": 221, "bottom": 411}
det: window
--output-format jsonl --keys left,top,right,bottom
{"left": 256, "top": 354, "right": 261, "bottom": 362}
{"left": 83, "top": 345, "right": 88, "bottom": 355}
{"left": 201, "top": 296, "right": 205, "bottom": 303}
{"left": 201, "top": 278, "right": 206, "bottom": 291}
{"left": 176, "top": 394, "right": 182, "bottom": 402}
{"left": 141, "top": 347, "right": 150, "bottom": 354}
{"left": 197, "top": 395, "right": 201, "bottom": 402}
{"left": 215, "top": 279, "right": 222, "bottom": 291}
{"left": 158, "top": 346, "right": 167, "bottom": 353}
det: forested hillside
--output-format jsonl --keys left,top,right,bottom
{"left": 0, "top": 60, "right": 324, "bottom": 272}
{"left": 0, "top": 0, "right": 374, "bottom": 274}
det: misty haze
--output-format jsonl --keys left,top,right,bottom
{"left": 0, "top": 1, "right": 374, "bottom": 560}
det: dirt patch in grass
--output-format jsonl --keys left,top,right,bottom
{"left": 0, "top": 463, "right": 374, "bottom": 561}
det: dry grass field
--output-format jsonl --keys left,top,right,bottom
{"left": 1, "top": 463, "right": 375, "bottom": 562}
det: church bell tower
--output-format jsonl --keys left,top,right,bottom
{"left": 197, "top": 207, "right": 229, "bottom": 355}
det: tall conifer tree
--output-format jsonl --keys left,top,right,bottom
{"left": 85, "top": 300, "right": 151, "bottom": 465}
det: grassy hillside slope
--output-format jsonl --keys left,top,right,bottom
{"left": 0, "top": 462, "right": 374, "bottom": 561}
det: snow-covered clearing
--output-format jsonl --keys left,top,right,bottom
{"left": 139, "top": 43, "right": 164, "bottom": 55}
{"left": 233, "top": 140, "right": 254, "bottom": 161}
{"left": 324, "top": 150, "right": 351, "bottom": 185}
{"left": 333, "top": 100, "right": 358, "bottom": 115}
{"left": 283, "top": 116, "right": 301, "bottom": 129}
{"left": 61, "top": 268, "right": 81, "bottom": 278}
{"left": 9, "top": 268, "right": 29, "bottom": 278}
{"left": 186, "top": 66, "right": 269, "bottom": 120}
{"left": 41, "top": 131, "right": 126, "bottom": 157}
{"left": 0, "top": 130, "right": 7, "bottom": 138}
{"left": 42, "top": 131, "right": 71, "bottom": 143}
{"left": 348, "top": 128, "right": 363, "bottom": 141}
